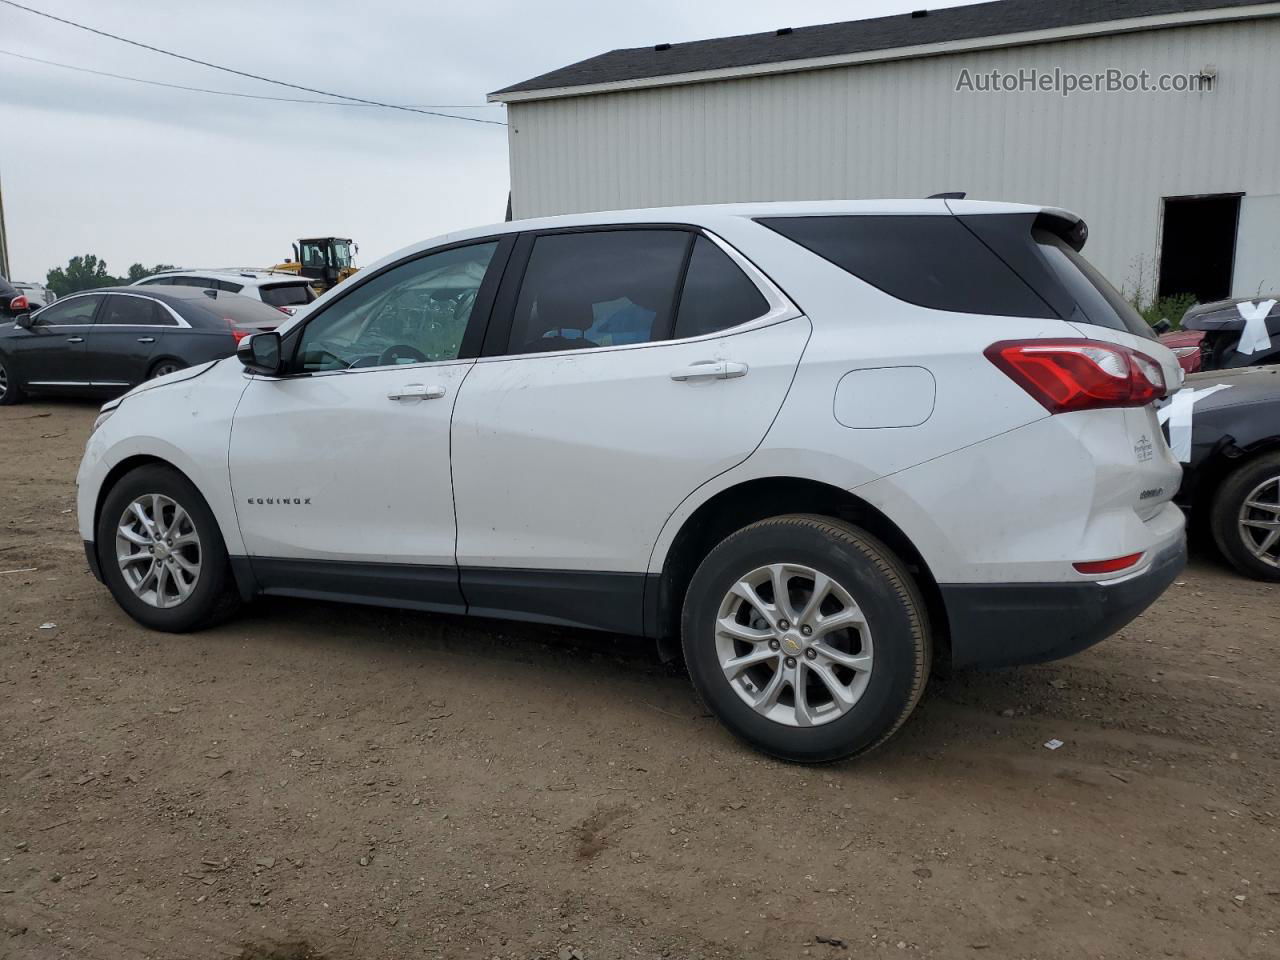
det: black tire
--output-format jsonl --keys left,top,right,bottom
{"left": 149, "top": 359, "right": 186, "bottom": 380}
{"left": 96, "top": 464, "right": 241, "bottom": 631}
{"left": 1210, "top": 452, "right": 1280, "bottom": 582}
{"left": 681, "top": 515, "right": 931, "bottom": 763}
{"left": 0, "top": 353, "right": 25, "bottom": 405}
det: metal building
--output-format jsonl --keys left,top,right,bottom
{"left": 489, "top": 0, "right": 1280, "bottom": 304}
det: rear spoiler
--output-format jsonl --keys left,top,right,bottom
{"left": 1034, "top": 209, "right": 1088, "bottom": 251}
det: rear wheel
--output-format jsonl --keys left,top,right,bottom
{"left": 1211, "top": 453, "right": 1280, "bottom": 582}
{"left": 681, "top": 515, "right": 931, "bottom": 763}
{"left": 149, "top": 359, "right": 185, "bottom": 380}
{"left": 0, "top": 354, "right": 25, "bottom": 405}
{"left": 96, "top": 464, "right": 240, "bottom": 631}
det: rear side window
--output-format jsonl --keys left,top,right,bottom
{"left": 100, "top": 295, "right": 173, "bottom": 326}
{"left": 759, "top": 215, "right": 1055, "bottom": 319}
{"left": 216, "top": 280, "right": 245, "bottom": 294}
{"left": 508, "top": 230, "right": 689, "bottom": 354}
{"left": 259, "top": 283, "right": 314, "bottom": 308}
{"left": 673, "top": 237, "right": 770, "bottom": 339}
{"left": 1032, "top": 229, "right": 1155, "bottom": 339}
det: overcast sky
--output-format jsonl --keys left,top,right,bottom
{"left": 0, "top": 0, "right": 976, "bottom": 281}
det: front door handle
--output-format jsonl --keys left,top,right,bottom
{"left": 65, "top": 336, "right": 84, "bottom": 344}
{"left": 387, "top": 383, "right": 447, "bottom": 401}
{"left": 670, "top": 360, "right": 749, "bottom": 382}
{"left": 136, "top": 337, "right": 156, "bottom": 344}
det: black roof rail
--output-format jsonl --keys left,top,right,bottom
{"left": 927, "top": 192, "right": 966, "bottom": 200}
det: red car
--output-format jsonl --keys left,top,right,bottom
{"left": 1159, "top": 328, "right": 1204, "bottom": 374}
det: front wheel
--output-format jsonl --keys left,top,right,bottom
{"left": 681, "top": 516, "right": 931, "bottom": 763}
{"left": 96, "top": 464, "right": 240, "bottom": 631}
{"left": 1211, "top": 453, "right": 1280, "bottom": 582}
{"left": 0, "top": 354, "right": 25, "bottom": 405}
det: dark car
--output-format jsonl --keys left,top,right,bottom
{"left": 1167, "top": 366, "right": 1280, "bottom": 581}
{"left": 0, "top": 286, "right": 281, "bottom": 405}
{"left": 0, "top": 275, "right": 31, "bottom": 321}
{"left": 1167, "top": 296, "right": 1280, "bottom": 373}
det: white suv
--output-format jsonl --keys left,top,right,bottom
{"left": 133, "top": 269, "right": 317, "bottom": 316}
{"left": 78, "top": 200, "right": 1186, "bottom": 762}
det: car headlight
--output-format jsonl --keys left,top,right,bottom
{"left": 92, "top": 405, "right": 118, "bottom": 433}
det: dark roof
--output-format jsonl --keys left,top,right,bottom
{"left": 492, "top": 0, "right": 1265, "bottom": 96}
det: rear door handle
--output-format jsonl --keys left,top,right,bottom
{"left": 670, "top": 360, "right": 749, "bottom": 382}
{"left": 387, "top": 383, "right": 447, "bottom": 401}
{"left": 65, "top": 336, "right": 84, "bottom": 344}
{"left": 136, "top": 337, "right": 155, "bottom": 344}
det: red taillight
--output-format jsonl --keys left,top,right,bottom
{"left": 275, "top": 305, "right": 291, "bottom": 315}
{"left": 10, "top": 295, "right": 29, "bottom": 312}
{"left": 985, "top": 339, "right": 1167, "bottom": 413}
{"left": 226, "top": 319, "right": 249, "bottom": 343}
{"left": 1074, "top": 553, "right": 1144, "bottom": 575}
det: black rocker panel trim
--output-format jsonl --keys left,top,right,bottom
{"left": 460, "top": 567, "right": 647, "bottom": 635}
{"left": 235, "top": 557, "right": 648, "bottom": 636}
{"left": 249, "top": 557, "right": 466, "bottom": 615}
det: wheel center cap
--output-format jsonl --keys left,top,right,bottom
{"left": 154, "top": 543, "right": 170, "bottom": 560}
{"left": 780, "top": 635, "right": 804, "bottom": 656}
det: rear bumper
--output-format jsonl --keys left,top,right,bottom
{"left": 940, "top": 536, "right": 1187, "bottom": 669}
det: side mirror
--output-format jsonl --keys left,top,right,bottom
{"left": 15, "top": 312, "right": 34, "bottom": 329}
{"left": 1151, "top": 318, "right": 1172, "bottom": 334}
{"left": 238, "top": 331, "right": 283, "bottom": 376}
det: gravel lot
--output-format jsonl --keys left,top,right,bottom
{"left": 2, "top": 401, "right": 1277, "bottom": 960}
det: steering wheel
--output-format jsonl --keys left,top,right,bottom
{"left": 379, "top": 344, "right": 430, "bottom": 366}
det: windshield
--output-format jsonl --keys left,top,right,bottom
{"left": 1033, "top": 228, "right": 1155, "bottom": 340}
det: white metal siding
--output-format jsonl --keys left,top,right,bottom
{"left": 506, "top": 19, "right": 1280, "bottom": 300}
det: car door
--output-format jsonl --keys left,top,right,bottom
{"left": 81, "top": 293, "right": 173, "bottom": 387}
{"left": 11, "top": 294, "right": 103, "bottom": 387}
{"left": 450, "top": 227, "right": 811, "bottom": 633}
{"left": 227, "top": 237, "right": 511, "bottom": 612}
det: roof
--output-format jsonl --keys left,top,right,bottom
{"left": 491, "top": 0, "right": 1271, "bottom": 98}
{"left": 140, "top": 269, "right": 311, "bottom": 286}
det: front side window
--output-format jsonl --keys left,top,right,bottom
{"left": 296, "top": 242, "right": 498, "bottom": 372}
{"left": 100, "top": 295, "right": 172, "bottom": 326}
{"left": 508, "top": 230, "right": 689, "bottom": 354}
{"left": 36, "top": 295, "right": 101, "bottom": 326}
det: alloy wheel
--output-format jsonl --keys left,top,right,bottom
{"left": 152, "top": 363, "right": 180, "bottom": 379}
{"left": 115, "top": 494, "right": 202, "bottom": 608}
{"left": 715, "top": 563, "right": 873, "bottom": 727}
{"left": 0, "top": 361, "right": 7, "bottom": 401}
{"left": 1239, "top": 475, "right": 1280, "bottom": 568}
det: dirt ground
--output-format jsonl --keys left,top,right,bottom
{"left": 1, "top": 401, "right": 1277, "bottom": 960}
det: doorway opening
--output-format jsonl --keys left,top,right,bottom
{"left": 1158, "top": 193, "right": 1242, "bottom": 302}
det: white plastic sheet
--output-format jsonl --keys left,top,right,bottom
{"left": 1235, "top": 299, "right": 1277, "bottom": 355}
{"left": 1157, "top": 384, "right": 1233, "bottom": 462}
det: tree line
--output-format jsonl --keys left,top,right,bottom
{"left": 43, "top": 255, "right": 177, "bottom": 298}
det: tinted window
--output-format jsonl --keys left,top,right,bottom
{"left": 1033, "top": 229, "right": 1155, "bottom": 340}
{"left": 759, "top": 215, "right": 1055, "bottom": 319}
{"left": 673, "top": 237, "right": 770, "bottom": 339}
{"left": 216, "top": 280, "right": 245, "bottom": 293}
{"left": 509, "top": 230, "right": 689, "bottom": 354}
{"left": 171, "top": 276, "right": 216, "bottom": 289}
{"left": 191, "top": 293, "right": 287, "bottom": 327}
{"left": 36, "top": 295, "right": 101, "bottom": 325}
{"left": 297, "top": 242, "right": 497, "bottom": 372}
{"left": 137, "top": 277, "right": 170, "bottom": 286}
{"left": 259, "top": 283, "right": 314, "bottom": 307}
{"left": 100, "top": 295, "right": 172, "bottom": 326}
